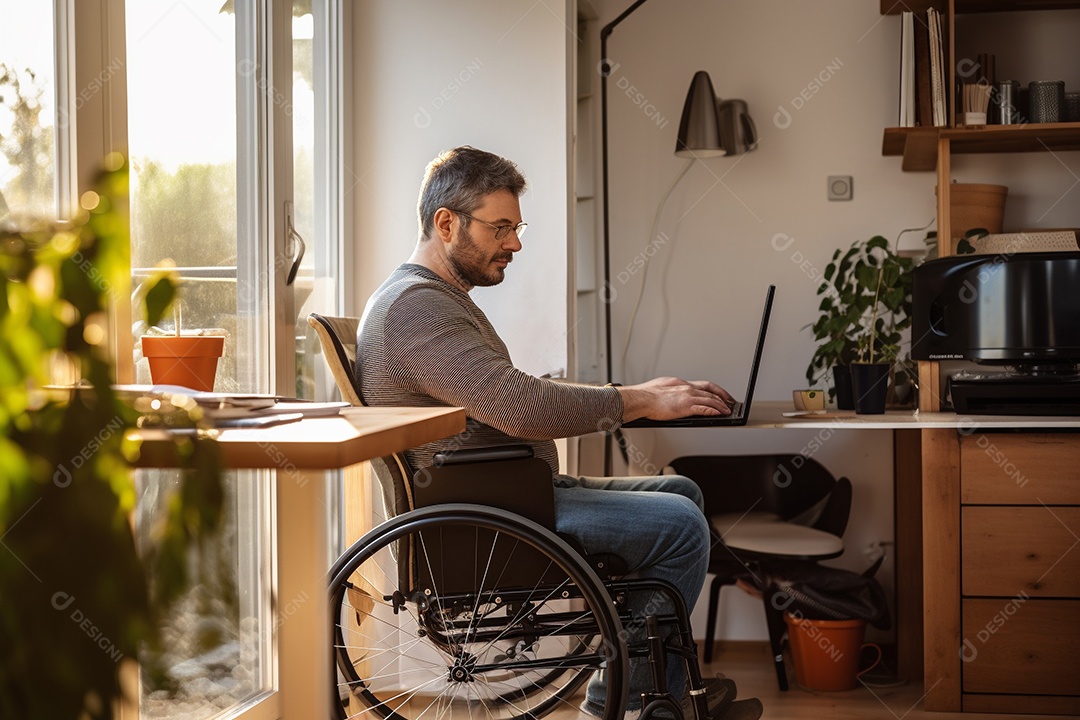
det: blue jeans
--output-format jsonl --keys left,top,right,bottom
{"left": 552, "top": 474, "right": 711, "bottom": 713}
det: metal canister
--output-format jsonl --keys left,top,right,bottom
{"left": 991, "top": 80, "right": 1020, "bottom": 125}
{"left": 1028, "top": 80, "right": 1065, "bottom": 124}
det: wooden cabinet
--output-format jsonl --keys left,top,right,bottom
{"left": 922, "top": 429, "right": 1080, "bottom": 714}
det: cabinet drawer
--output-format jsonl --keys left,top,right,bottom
{"left": 960, "top": 434, "right": 1080, "bottom": 504}
{"left": 962, "top": 598, "right": 1080, "bottom": 696}
{"left": 962, "top": 507, "right": 1080, "bottom": 597}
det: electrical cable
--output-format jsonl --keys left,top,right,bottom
{"left": 619, "top": 159, "right": 694, "bottom": 382}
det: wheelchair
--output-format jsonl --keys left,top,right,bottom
{"left": 309, "top": 314, "right": 751, "bottom": 720}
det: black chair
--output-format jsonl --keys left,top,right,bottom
{"left": 307, "top": 314, "right": 750, "bottom": 720}
{"left": 667, "top": 455, "right": 852, "bottom": 691}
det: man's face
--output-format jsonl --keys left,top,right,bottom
{"left": 446, "top": 190, "right": 523, "bottom": 288}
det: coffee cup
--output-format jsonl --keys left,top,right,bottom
{"left": 793, "top": 389, "right": 825, "bottom": 412}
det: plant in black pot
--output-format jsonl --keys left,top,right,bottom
{"left": 806, "top": 235, "right": 916, "bottom": 413}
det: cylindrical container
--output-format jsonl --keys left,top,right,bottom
{"left": 991, "top": 80, "right": 1020, "bottom": 124}
{"left": 1028, "top": 80, "right": 1065, "bottom": 123}
{"left": 784, "top": 614, "right": 881, "bottom": 691}
{"left": 1065, "top": 92, "right": 1080, "bottom": 123}
{"left": 142, "top": 335, "right": 225, "bottom": 391}
{"left": 850, "top": 362, "right": 890, "bottom": 415}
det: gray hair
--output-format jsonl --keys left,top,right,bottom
{"left": 417, "top": 146, "right": 526, "bottom": 239}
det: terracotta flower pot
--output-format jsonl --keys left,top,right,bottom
{"left": 142, "top": 335, "right": 224, "bottom": 391}
{"left": 784, "top": 613, "right": 881, "bottom": 691}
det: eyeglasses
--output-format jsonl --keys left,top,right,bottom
{"left": 449, "top": 210, "right": 528, "bottom": 242}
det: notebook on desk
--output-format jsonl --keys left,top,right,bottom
{"left": 623, "top": 285, "right": 774, "bottom": 428}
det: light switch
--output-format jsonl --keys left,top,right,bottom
{"left": 828, "top": 175, "right": 853, "bottom": 201}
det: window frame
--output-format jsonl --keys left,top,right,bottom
{"left": 59, "top": 1, "right": 349, "bottom": 717}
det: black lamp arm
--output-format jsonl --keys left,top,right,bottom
{"left": 599, "top": 0, "right": 653, "bottom": 474}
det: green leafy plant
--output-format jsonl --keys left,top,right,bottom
{"left": 0, "top": 155, "right": 223, "bottom": 719}
{"left": 805, "top": 235, "right": 916, "bottom": 390}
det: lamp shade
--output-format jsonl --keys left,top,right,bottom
{"left": 675, "top": 70, "right": 725, "bottom": 158}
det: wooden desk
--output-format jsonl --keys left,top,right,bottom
{"left": 742, "top": 402, "right": 1080, "bottom": 713}
{"left": 129, "top": 406, "right": 466, "bottom": 719}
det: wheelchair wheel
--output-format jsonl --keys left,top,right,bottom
{"left": 330, "top": 503, "right": 628, "bottom": 720}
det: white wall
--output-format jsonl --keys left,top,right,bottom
{"left": 593, "top": 0, "right": 1080, "bottom": 643}
{"left": 349, "top": 0, "right": 573, "bottom": 379}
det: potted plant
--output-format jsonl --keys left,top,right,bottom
{"left": 0, "top": 156, "right": 224, "bottom": 719}
{"left": 134, "top": 267, "right": 226, "bottom": 392}
{"left": 805, "top": 235, "right": 916, "bottom": 413}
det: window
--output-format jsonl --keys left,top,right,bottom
{"left": 125, "top": 3, "right": 273, "bottom": 716}
{"left": 0, "top": 0, "right": 57, "bottom": 222}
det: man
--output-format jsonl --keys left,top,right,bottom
{"left": 358, "top": 146, "right": 756, "bottom": 719}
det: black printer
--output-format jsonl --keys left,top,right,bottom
{"left": 911, "top": 251, "right": 1080, "bottom": 415}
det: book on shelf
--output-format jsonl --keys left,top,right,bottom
{"left": 927, "top": 7, "right": 947, "bottom": 127}
{"left": 913, "top": 10, "right": 932, "bottom": 127}
{"left": 899, "top": 11, "right": 915, "bottom": 127}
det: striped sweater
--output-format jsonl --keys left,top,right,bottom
{"left": 357, "top": 263, "right": 623, "bottom": 475}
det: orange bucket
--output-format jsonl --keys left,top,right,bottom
{"left": 784, "top": 613, "right": 880, "bottom": 691}
{"left": 142, "top": 335, "right": 224, "bottom": 391}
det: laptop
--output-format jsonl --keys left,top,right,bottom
{"left": 623, "top": 285, "right": 775, "bottom": 428}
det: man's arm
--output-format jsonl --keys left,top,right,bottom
{"left": 384, "top": 287, "right": 623, "bottom": 440}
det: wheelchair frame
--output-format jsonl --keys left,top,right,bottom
{"left": 328, "top": 453, "right": 713, "bottom": 720}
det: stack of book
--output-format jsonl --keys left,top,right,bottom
{"left": 898, "top": 9, "right": 947, "bottom": 128}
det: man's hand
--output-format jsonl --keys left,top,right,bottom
{"left": 616, "top": 376, "right": 736, "bottom": 422}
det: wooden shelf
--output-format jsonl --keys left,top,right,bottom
{"left": 881, "top": 0, "right": 1080, "bottom": 13}
{"left": 882, "top": 127, "right": 941, "bottom": 171}
{"left": 883, "top": 123, "right": 1080, "bottom": 171}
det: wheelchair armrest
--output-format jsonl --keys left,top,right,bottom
{"left": 433, "top": 444, "right": 533, "bottom": 465}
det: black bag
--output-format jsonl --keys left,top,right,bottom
{"left": 763, "top": 559, "right": 891, "bottom": 630}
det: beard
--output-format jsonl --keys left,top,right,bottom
{"left": 446, "top": 224, "right": 513, "bottom": 288}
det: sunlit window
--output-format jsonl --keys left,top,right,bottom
{"left": 0, "top": 0, "right": 57, "bottom": 222}
{"left": 127, "top": 0, "right": 242, "bottom": 390}
{"left": 126, "top": 2, "right": 273, "bottom": 717}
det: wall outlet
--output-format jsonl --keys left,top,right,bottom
{"left": 828, "top": 175, "right": 853, "bottom": 201}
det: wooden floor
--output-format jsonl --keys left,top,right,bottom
{"left": 547, "top": 642, "right": 1065, "bottom": 720}
{"left": 692, "top": 643, "right": 1066, "bottom": 720}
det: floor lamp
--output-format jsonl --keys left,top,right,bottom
{"left": 600, "top": 2, "right": 757, "bottom": 474}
